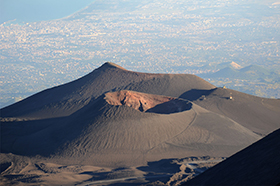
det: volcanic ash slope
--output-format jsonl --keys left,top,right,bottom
{"left": 181, "top": 87, "right": 280, "bottom": 135}
{"left": 0, "top": 62, "right": 215, "bottom": 119}
{"left": 1, "top": 62, "right": 279, "bottom": 185}
{"left": 1, "top": 90, "right": 260, "bottom": 167}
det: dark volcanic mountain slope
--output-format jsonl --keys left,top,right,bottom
{"left": 1, "top": 91, "right": 260, "bottom": 167}
{"left": 183, "top": 128, "right": 280, "bottom": 186}
{"left": 124, "top": 73, "right": 215, "bottom": 99}
{"left": 1, "top": 63, "right": 278, "bottom": 186}
{"left": 180, "top": 87, "right": 280, "bottom": 135}
{"left": 0, "top": 62, "right": 215, "bottom": 119}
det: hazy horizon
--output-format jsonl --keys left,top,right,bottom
{"left": 0, "top": 0, "right": 279, "bottom": 108}
{"left": 0, "top": 0, "right": 94, "bottom": 24}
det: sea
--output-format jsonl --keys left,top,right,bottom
{"left": 0, "top": 0, "right": 95, "bottom": 24}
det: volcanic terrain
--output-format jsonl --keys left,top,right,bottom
{"left": 1, "top": 62, "right": 280, "bottom": 185}
{"left": 183, "top": 128, "right": 280, "bottom": 186}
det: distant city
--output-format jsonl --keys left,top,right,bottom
{"left": 1, "top": 0, "right": 280, "bottom": 108}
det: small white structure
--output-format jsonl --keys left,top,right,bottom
{"left": 229, "top": 92, "right": 233, "bottom": 100}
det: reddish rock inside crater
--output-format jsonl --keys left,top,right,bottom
{"left": 104, "top": 90, "right": 191, "bottom": 114}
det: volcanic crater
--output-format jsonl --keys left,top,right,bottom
{"left": 104, "top": 90, "right": 192, "bottom": 114}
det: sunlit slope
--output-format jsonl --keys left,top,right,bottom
{"left": 1, "top": 62, "right": 279, "bottom": 169}
{"left": 1, "top": 91, "right": 260, "bottom": 167}
{"left": 0, "top": 62, "right": 215, "bottom": 119}
{"left": 180, "top": 87, "right": 280, "bottom": 135}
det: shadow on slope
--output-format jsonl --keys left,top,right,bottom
{"left": 179, "top": 88, "right": 216, "bottom": 101}
{"left": 0, "top": 117, "right": 67, "bottom": 157}
{"left": 0, "top": 162, "right": 12, "bottom": 173}
{"left": 138, "top": 159, "right": 181, "bottom": 184}
{"left": 146, "top": 99, "right": 192, "bottom": 114}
